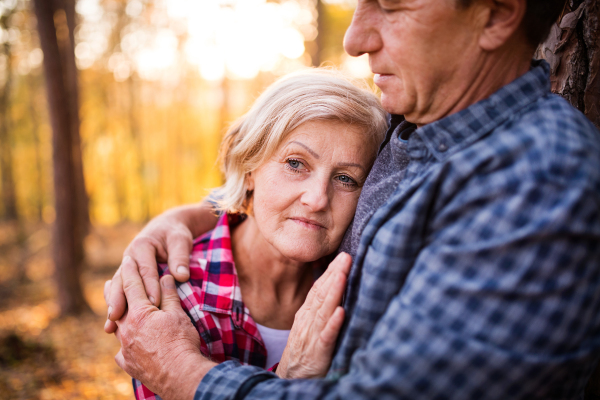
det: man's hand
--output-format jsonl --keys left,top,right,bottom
{"left": 113, "top": 256, "right": 216, "bottom": 400}
{"left": 276, "top": 252, "right": 352, "bottom": 379}
{"left": 104, "top": 202, "right": 218, "bottom": 333}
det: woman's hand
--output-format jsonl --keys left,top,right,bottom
{"left": 276, "top": 252, "right": 352, "bottom": 379}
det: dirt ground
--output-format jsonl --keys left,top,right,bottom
{"left": 0, "top": 221, "right": 145, "bottom": 400}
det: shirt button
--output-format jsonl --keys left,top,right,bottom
{"left": 438, "top": 143, "right": 448, "bottom": 152}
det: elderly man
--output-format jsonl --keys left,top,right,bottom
{"left": 105, "top": 0, "right": 600, "bottom": 398}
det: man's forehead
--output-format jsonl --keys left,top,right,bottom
{"left": 359, "top": 0, "right": 456, "bottom": 7}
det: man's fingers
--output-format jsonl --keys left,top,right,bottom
{"left": 104, "top": 318, "right": 118, "bottom": 334}
{"left": 104, "top": 280, "right": 111, "bottom": 303}
{"left": 166, "top": 230, "right": 193, "bottom": 282}
{"left": 115, "top": 348, "right": 125, "bottom": 371}
{"left": 127, "top": 240, "right": 162, "bottom": 307}
{"left": 107, "top": 268, "right": 126, "bottom": 321}
{"left": 159, "top": 275, "right": 182, "bottom": 312}
{"left": 121, "top": 256, "right": 154, "bottom": 311}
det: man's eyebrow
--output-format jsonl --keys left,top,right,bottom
{"left": 288, "top": 141, "right": 320, "bottom": 159}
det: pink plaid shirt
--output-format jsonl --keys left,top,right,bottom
{"left": 133, "top": 213, "right": 271, "bottom": 400}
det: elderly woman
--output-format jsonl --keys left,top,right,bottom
{"left": 133, "top": 69, "right": 387, "bottom": 400}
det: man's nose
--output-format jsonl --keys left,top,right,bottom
{"left": 343, "top": 3, "right": 383, "bottom": 57}
{"left": 300, "top": 177, "right": 330, "bottom": 212}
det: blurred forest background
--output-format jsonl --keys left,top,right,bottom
{"left": 0, "top": 0, "right": 598, "bottom": 398}
{"left": 0, "top": 0, "right": 368, "bottom": 398}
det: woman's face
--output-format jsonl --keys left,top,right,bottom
{"left": 247, "top": 120, "right": 376, "bottom": 262}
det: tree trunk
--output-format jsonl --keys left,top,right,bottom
{"left": 57, "top": 0, "right": 90, "bottom": 241}
{"left": 0, "top": 10, "right": 18, "bottom": 222}
{"left": 538, "top": 2, "right": 600, "bottom": 396}
{"left": 312, "top": 0, "right": 324, "bottom": 67}
{"left": 33, "top": 0, "right": 91, "bottom": 315}
{"left": 535, "top": 1, "right": 600, "bottom": 396}
{"left": 536, "top": 0, "right": 600, "bottom": 130}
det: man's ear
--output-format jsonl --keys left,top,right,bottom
{"left": 479, "top": 0, "right": 527, "bottom": 51}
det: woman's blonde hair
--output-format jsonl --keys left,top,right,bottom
{"left": 215, "top": 68, "right": 388, "bottom": 213}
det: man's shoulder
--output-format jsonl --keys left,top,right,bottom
{"left": 482, "top": 93, "right": 600, "bottom": 190}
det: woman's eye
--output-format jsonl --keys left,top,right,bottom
{"left": 288, "top": 159, "right": 301, "bottom": 168}
{"left": 336, "top": 175, "right": 357, "bottom": 188}
{"left": 285, "top": 158, "right": 305, "bottom": 172}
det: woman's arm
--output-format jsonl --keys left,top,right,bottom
{"left": 104, "top": 200, "right": 218, "bottom": 333}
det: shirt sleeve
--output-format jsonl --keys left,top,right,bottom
{"left": 195, "top": 176, "right": 600, "bottom": 399}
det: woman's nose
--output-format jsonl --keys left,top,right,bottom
{"left": 300, "top": 177, "right": 330, "bottom": 212}
{"left": 343, "top": 2, "right": 383, "bottom": 57}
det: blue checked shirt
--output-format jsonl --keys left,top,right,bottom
{"left": 193, "top": 61, "right": 600, "bottom": 400}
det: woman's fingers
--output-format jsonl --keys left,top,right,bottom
{"left": 319, "top": 306, "right": 345, "bottom": 346}
{"left": 276, "top": 254, "right": 351, "bottom": 380}
{"left": 313, "top": 271, "right": 347, "bottom": 332}
{"left": 304, "top": 252, "right": 351, "bottom": 311}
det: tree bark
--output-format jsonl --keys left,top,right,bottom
{"left": 33, "top": 0, "right": 91, "bottom": 315}
{"left": 0, "top": 10, "right": 18, "bottom": 221}
{"left": 536, "top": 0, "right": 600, "bottom": 130}
{"left": 535, "top": 2, "right": 600, "bottom": 395}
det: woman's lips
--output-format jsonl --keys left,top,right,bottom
{"left": 289, "top": 217, "right": 325, "bottom": 230}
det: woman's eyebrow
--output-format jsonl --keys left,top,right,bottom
{"left": 288, "top": 141, "right": 320, "bottom": 159}
{"left": 338, "top": 162, "right": 366, "bottom": 173}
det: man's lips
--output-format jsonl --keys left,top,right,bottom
{"left": 373, "top": 73, "right": 394, "bottom": 86}
{"left": 289, "top": 217, "right": 326, "bottom": 230}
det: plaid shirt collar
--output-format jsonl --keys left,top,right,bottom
{"left": 413, "top": 60, "right": 551, "bottom": 162}
{"left": 193, "top": 213, "right": 252, "bottom": 329}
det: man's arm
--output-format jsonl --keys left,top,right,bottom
{"left": 105, "top": 201, "right": 218, "bottom": 333}
{"left": 114, "top": 257, "right": 216, "bottom": 400}
{"left": 114, "top": 176, "right": 600, "bottom": 399}
{"left": 191, "top": 178, "right": 600, "bottom": 400}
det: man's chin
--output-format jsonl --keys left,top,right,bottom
{"left": 380, "top": 93, "right": 410, "bottom": 117}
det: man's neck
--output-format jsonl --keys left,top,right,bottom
{"left": 412, "top": 43, "right": 533, "bottom": 127}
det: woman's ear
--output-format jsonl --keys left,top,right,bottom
{"left": 479, "top": 0, "right": 527, "bottom": 51}
{"left": 246, "top": 172, "right": 254, "bottom": 192}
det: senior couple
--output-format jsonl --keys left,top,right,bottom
{"left": 104, "top": 0, "right": 600, "bottom": 399}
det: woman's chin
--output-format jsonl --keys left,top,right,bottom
{"left": 277, "top": 242, "right": 331, "bottom": 264}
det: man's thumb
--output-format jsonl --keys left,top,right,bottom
{"left": 159, "top": 275, "right": 181, "bottom": 312}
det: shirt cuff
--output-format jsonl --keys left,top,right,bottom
{"left": 194, "top": 360, "right": 277, "bottom": 400}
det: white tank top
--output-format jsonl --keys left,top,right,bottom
{"left": 255, "top": 323, "right": 291, "bottom": 370}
